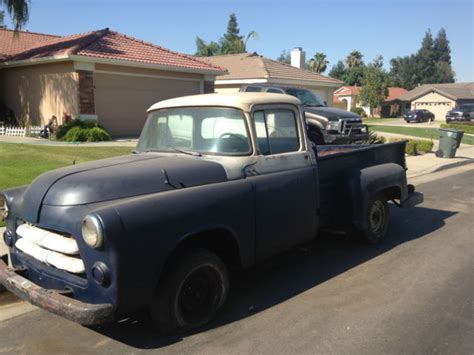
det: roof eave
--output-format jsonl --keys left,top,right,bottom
{"left": 0, "top": 54, "right": 227, "bottom": 76}
{"left": 215, "top": 77, "right": 342, "bottom": 88}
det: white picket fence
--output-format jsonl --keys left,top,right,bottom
{"left": 0, "top": 125, "right": 42, "bottom": 136}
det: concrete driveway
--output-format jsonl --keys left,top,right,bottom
{"left": 0, "top": 166, "right": 472, "bottom": 354}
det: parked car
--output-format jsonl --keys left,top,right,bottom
{"left": 404, "top": 110, "right": 435, "bottom": 123}
{"left": 445, "top": 103, "right": 474, "bottom": 123}
{"left": 240, "top": 84, "right": 368, "bottom": 144}
{"left": 0, "top": 93, "right": 423, "bottom": 333}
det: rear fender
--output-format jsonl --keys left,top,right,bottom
{"left": 350, "top": 163, "right": 407, "bottom": 231}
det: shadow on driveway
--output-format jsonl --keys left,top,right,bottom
{"left": 93, "top": 205, "right": 457, "bottom": 349}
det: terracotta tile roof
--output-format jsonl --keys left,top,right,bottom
{"left": 335, "top": 86, "right": 408, "bottom": 102}
{"left": 386, "top": 87, "right": 408, "bottom": 101}
{"left": 334, "top": 85, "right": 361, "bottom": 96}
{"left": 0, "top": 29, "right": 60, "bottom": 56}
{"left": 1, "top": 28, "right": 226, "bottom": 74}
{"left": 397, "top": 83, "right": 474, "bottom": 101}
{"left": 202, "top": 52, "right": 342, "bottom": 85}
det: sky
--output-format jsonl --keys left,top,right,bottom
{"left": 3, "top": 0, "right": 474, "bottom": 81}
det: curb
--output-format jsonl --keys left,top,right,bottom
{"left": 407, "top": 158, "right": 474, "bottom": 179}
{"left": 432, "top": 159, "right": 474, "bottom": 173}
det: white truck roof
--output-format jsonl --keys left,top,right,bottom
{"left": 147, "top": 93, "right": 302, "bottom": 113}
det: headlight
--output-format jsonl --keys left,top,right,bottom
{"left": 327, "top": 121, "right": 341, "bottom": 131}
{"left": 82, "top": 215, "right": 104, "bottom": 248}
{"left": 0, "top": 195, "right": 8, "bottom": 221}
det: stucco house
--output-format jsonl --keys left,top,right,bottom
{"left": 333, "top": 86, "right": 407, "bottom": 117}
{"left": 397, "top": 83, "right": 474, "bottom": 120}
{"left": 0, "top": 28, "right": 225, "bottom": 137}
{"left": 202, "top": 49, "right": 342, "bottom": 106}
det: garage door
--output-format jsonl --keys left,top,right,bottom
{"left": 413, "top": 101, "right": 453, "bottom": 121}
{"left": 94, "top": 73, "right": 201, "bottom": 137}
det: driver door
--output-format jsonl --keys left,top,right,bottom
{"left": 248, "top": 105, "right": 319, "bottom": 261}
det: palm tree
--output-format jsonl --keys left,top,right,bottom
{"left": 1, "top": 0, "right": 29, "bottom": 30}
{"left": 345, "top": 50, "right": 364, "bottom": 69}
{"left": 308, "top": 52, "right": 329, "bottom": 74}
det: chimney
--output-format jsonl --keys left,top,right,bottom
{"left": 291, "top": 47, "right": 305, "bottom": 69}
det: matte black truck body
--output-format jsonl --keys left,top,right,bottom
{"left": 0, "top": 93, "right": 422, "bottom": 330}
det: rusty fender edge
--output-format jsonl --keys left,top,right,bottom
{"left": 0, "top": 256, "right": 113, "bottom": 325}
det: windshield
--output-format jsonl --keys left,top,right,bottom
{"left": 285, "top": 88, "right": 326, "bottom": 107}
{"left": 136, "top": 107, "right": 251, "bottom": 156}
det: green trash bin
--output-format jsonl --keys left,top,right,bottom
{"left": 436, "top": 128, "right": 464, "bottom": 158}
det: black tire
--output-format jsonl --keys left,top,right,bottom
{"left": 151, "top": 249, "right": 229, "bottom": 334}
{"left": 356, "top": 193, "right": 389, "bottom": 244}
{"left": 308, "top": 126, "right": 325, "bottom": 145}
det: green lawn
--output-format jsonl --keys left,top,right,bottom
{"left": 369, "top": 125, "right": 474, "bottom": 145}
{"left": 0, "top": 143, "right": 132, "bottom": 191}
{"left": 362, "top": 118, "right": 401, "bottom": 124}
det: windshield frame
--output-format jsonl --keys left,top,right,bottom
{"left": 285, "top": 88, "right": 326, "bottom": 107}
{"left": 136, "top": 106, "right": 254, "bottom": 157}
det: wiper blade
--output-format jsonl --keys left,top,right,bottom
{"left": 167, "top": 147, "right": 202, "bottom": 157}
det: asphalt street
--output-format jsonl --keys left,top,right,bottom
{"left": 0, "top": 167, "right": 473, "bottom": 354}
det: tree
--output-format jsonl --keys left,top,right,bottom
{"left": 328, "top": 60, "right": 346, "bottom": 80}
{"left": 343, "top": 66, "right": 365, "bottom": 86}
{"left": 389, "top": 55, "right": 418, "bottom": 90}
{"left": 307, "top": 52, "right": 329, "bottom": 74}
{"left": 195, "top": 13, "right": 258, "bottom": 57}
{"left": 389, "top": 28, "right": 455, "bottom": 89}
{"left": 1, "top": 0, "right": 29, "bottom": 30}
{"left": 195, "top": 37, "right": 221, "bottom": 57}
{"left": 345, "top": 50, "right": 364, "bottom": 69}
{"left": 359, "top": 56, "right": 390, "bottom": 117}
{"left": 433, "top": 28, "right": 452, "bottom": 64}
{"left": 0, "top": 10, "right": 5, "bottom": 28}
{"left": 277, "top": 50, "right": 291, "bottom": 64}
{"left": 416, "top": 29, "right": 436, "bottom": 84}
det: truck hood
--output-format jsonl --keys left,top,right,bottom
{"left": 304, "top": 107, "right": 361, "bottom": 121}
{"left": 19, "top": 154, "right": 228, "bottom": 223}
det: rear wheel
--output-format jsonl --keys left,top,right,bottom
{"left": 151, "top": 249, "right": 229, "bottom": 334}
{"left": 355, "top": 193, "right": 389, "bottom": 244}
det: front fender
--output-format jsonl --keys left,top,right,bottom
{"left": 350, "top": 163, "right": 407, "bottom": 231}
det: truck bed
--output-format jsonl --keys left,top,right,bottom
{"left": 316, "top": 141, "right": 407, "bottom": 228}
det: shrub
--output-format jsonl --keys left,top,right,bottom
{"left": 360, "top": 130, "right": 386, "bottom": 144}
{"left": 440, "top": 123, "right": 474, "bottom": 135}
{"left": 56, "top": 119, "right": 111, "bottom": 142}
{"left": 56, "top": 119, "right": 101, "bottom": 140}
{"left": 63, "top": 126, "right": 88, "bottom": 142}
{"left": 351, "top": 107, "right": 367, "bottom": 117}
{"left": 405, "top": 139, "right": 433, "bottom": 156}
{"left": 86, "top": 127, "right": 111, "bottom": 142}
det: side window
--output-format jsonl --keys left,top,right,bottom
{"left": 245, "top": 86, "right": 263, "bottom": 92}
{"left": 253, "top": 109, "right": 300, "bottom": 155}
{"left": 267, "top": 88, "right": 285, "bottom": 94}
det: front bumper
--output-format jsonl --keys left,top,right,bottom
{"left": 400, "top": 185, "right": 424, "bottom": 208}
{"left": 0, "top": 255, "right": 113, "bottom": 325}
{"left": 324, "top": 128, "right": 369, "bottom": 143}
{"left": 445, "top": 116, "right": 469, "bottom": 122}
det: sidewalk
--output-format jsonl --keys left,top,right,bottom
{"left": 406, "top": 145, "right": 474, "bottom": 178}
{"left": 0, "top": 135, "right": 137, "bottom": 147}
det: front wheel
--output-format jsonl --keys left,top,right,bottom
{"left": 151, "top": 249, "right": 229, "bottom": 334}
{"left": 355, "top": 193, "right": 390, "bottom": 244}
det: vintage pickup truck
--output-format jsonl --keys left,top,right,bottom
{"left": 0, "top": 93, "right": 423, "bottom": 333}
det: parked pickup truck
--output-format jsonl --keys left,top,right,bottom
{"left": 0, "top": 93, "right": 423, "bottom": 333}
{"left": 240, "top": 84, "right": 369, "bottom": 144}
